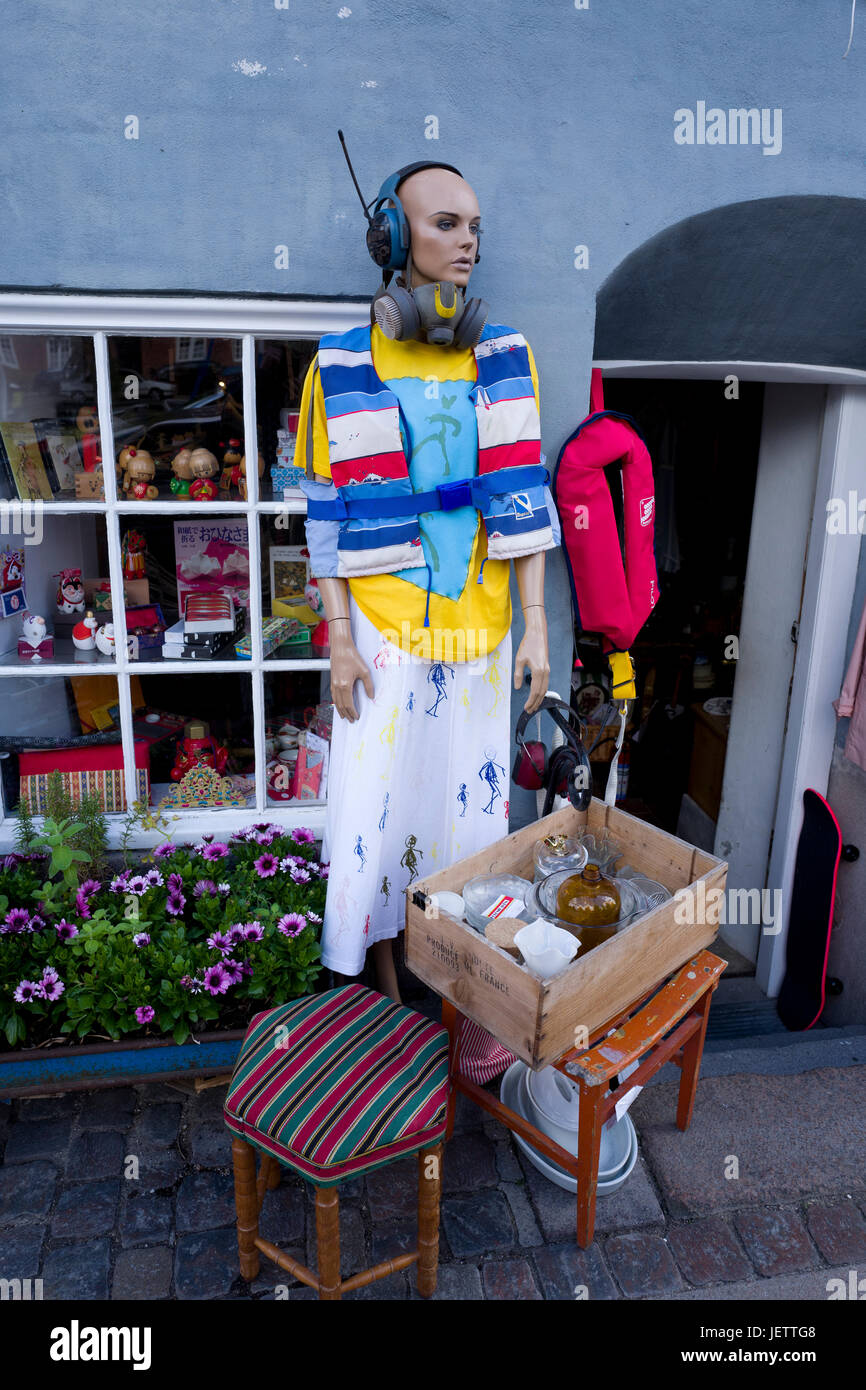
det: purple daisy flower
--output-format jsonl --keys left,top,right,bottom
{"left": 207, "top": 930, "right": 232, "bottom": 953}
{"left": 2, "top": 853, "right": 20, "bottom": 869}
{"left": 227, "top": 924, "right": 249, "bottom": 946}
{"left": 166, "top": 895, "right": 185, "bottom": 917}
{"left": 13, "top": 979, "right": 42, "bottom": 1003}
{"left": 222, "top": 958, "right": 244, "bottom": 985}
{"left": 167, "top": 872, "right": 184, "bottom": 893}
{"left": 74, "top": 878, "right": 101, "bottom": 918}
{"left": 289, "top": 865, "right": 311, "bottom": 884}
{"left": 307, "top": 910, "right": 323, "bottom": 925}
{"left": 254, "top": 853, "right": 279, "bottom": 879}
{"left": 252, "top": 828, "right": 276, "bottom": 846}
{"left": 291, "top": 827, "right": 315, "bottom": 845}
{"left": 203, "top": 962, "right": 233, "bottom": 995}
{"left": 109, "top": 872, "right": 131, "bottom": 893}
{"left": 28, "top": 913, "right": 46, "bottom": 934}
{"left": 135, "top": 1004, "right": 155, "bottom": 1024}
{"left": 200, "top": 832, "right": 214, "bottom": 845}
{"left": 132, "top": 932, "right": 150, "bottom": 947}
{"left": 55, "top": 919, "right": 79, "bottom": 940}
{"left": 243, "top": 921, "right": 264, "bottom": 942}
{"left": 277, "top": 912, "right": 307, "bottom": 938}
{"left": 152, "top": 842, "right": 174, "bottom": 860}
{"left": 319, "top": 863, "right": 330, "bottom": 880}
{"left": 143, "top": 868, "right": 164, "bottom": 888}
{"left": 180, "top": 974, "right": 204, "bottom": 994}
{"left": 193, "top": 879, "right": 218, "bottom": 899}
{"left": 126, "top": 874, "right": 149, "bottom": 896}
{"left": 217, "top": 882, "right": 231, "bottom": 896}
{"left": 42, "top": 976, "right": 65, "bottom": 1001}
{"left": 4, "top": 907, "right": 31, "bottom": 934}
{"left": 201, "top": 842, "right": 230, "bottom": 862}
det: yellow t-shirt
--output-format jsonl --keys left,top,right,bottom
{"left": 295, "top": 323, "right": 542, "bottom": 662}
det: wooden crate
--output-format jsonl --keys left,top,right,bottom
{"left": 405, "top": 798, "right": 727, "bottom": 1070}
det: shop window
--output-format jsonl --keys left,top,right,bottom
{"left": 0, "top": 308, "right": 354, "bottom": 843}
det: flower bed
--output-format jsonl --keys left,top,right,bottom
{"left": 0, "top": 822, "right": 327, "bottom": 1052}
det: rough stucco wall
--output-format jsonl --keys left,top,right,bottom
{"left": 1, "top": 0, "right": 864, "bottom": 824}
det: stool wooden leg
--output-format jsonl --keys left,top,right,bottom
{"left": 442, "top": 1001, "right": 459, "bottom": 1141}
{"left": 231, "top": 1136, "right": 261, "bottom": 1281}
{"left": 417, "top": 1142, "right": 443, "bottom": 1298}
{"left": 262, "top": 1154, "right": 281, "bottom": 1190}
{"left": 676, "top": 988, "right": 714, "bottom": 1131}
{"left": 315, "top": 1186, "right": 341, "bottom": 1300}
{"left": 576, "top": 1085, "right": 604, "bottom": 1249}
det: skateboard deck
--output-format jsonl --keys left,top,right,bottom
{"left": 777, "top": 788, "right": 842, "bottom": 1031}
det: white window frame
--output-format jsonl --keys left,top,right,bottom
{"left": 0, "top": 292, "right": 368, "bottom": 850}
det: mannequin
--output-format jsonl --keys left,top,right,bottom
{"left": 300, "top": 162, "right": 555, "bottom": 1033}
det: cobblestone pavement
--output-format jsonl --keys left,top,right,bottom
{"left": 2, "top": 1059, "right": 865, "bottom": 1300}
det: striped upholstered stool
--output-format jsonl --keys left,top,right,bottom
{"left": 224, "top": 983, "right": 450, "bottom": 1299}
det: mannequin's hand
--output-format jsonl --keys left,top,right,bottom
{"left": 513, "top": 615, "right": 549, "bottom": 715}
{"left": 329, "top": 629, "right": 374, "bottom": 722}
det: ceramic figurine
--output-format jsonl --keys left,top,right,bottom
{"left": 55, "top": 568, "right": 85, "bottom": 616}
{"left": 76, "top": 405, "right": 100, "bottom": 473}
{"left": 170, "top": 720, "right": 229, "bottom": 781}
{"left": 170, "top": 447, "right": 194, "bottom": 497}
{"left": 188, "top": 448, "right": 219, "bottom": 501}
{"left": 18, "top": 612, "right": 54, "bottom": 662}
{"left": 219, "top": 438, "right": 243, "bottom": 492}
{"left": 72, "top": 612, "right": 98, "bottom": 650}
{"left": 122, "top": 448, "right": 158, "bottom": 500}
{"left": 121, "top": 528, "right": 147, "bottom": 580}
{"left": 126, "top": 633, "right": 140, "bottom": 660}
{"left": 94, "top": 622, "right": 116, "bottom": 656}
{"left": 237, "top": 450, "right": 265, "bottom": 500}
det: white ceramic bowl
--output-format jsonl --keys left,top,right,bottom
{"left": 513, "top": 920, "right": 578, "bottom": 978}
{"left": 500, "top": 1061, "right": 638, "bottom": 1195}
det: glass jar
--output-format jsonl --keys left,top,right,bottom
{"left": 532, "top": 833, "right": 589, "bottom": 883}
{"left": 555, "top": 862, "right": 621, "bottom": 928}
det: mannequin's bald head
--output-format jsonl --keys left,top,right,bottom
{"left": 388, "top": 166, "right": 481, "bottom": 289}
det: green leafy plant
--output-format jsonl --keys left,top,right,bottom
{"left": 28, "top": 817, "right": 91, "bottom": 890}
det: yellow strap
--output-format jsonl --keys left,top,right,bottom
{"left": 609, "top": 650, "right": 637, "bottom": 701}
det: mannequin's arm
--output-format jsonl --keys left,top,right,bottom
{"left": 513, "top": 551, "right": 550, "bottom": 715}
{"left": 316, "top": 577, "right": 374, "bottom": 723}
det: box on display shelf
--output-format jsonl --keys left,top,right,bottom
{"left": 19, "top": 740, "right": 151, "bottom": 815}
{"left": 234, "top": 615, "right": 301, "bottom": 660}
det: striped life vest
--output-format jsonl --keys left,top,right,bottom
{"left": 308, "top": 322, "right": 555, "bottom": 579}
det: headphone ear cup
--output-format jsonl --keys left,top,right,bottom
{"left": 366, "top": 209, "right": 406, "bottom": 270}
{"left": 454, "top": 297, "right": 489, "bottom": 348}
{"left": 511, "top": 739, "right": 547, "bottom": 791}
{"left": 372, "top": 284, "right": 419, "bottom": 341}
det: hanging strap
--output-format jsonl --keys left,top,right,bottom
{"left": 589, "top": 366, "right": 605, "bottom": 415}
{"left": 604, "top": 701, "right": 629, "bottom": 806}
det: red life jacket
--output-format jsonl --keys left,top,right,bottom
{"left": 552, "top": 370, "right": 658, "bottom": 654}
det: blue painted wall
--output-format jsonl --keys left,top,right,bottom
{"left": 2, "top": 0, "right": 864, "bottom": 818}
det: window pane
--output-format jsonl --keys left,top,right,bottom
{"left": 259, "top": 512, "right": 326, "bottom": 660}
{"left": 0, "top": 512, "right": 115, "bottom": 666}
{"left": 0, "top": 673, "right": 124, "bottom": 816}
{"left": 0, "top": 333, "right": 104, "bottom": 503}
{"left": 254, "top": 338, "right": 318, "bottom": 501}
{"left": 107, "top": 337, "right": 247, "bottom": 502}
{"left": 135, "top": 672, "right": 256, "bottom": 811}
{"left": 264, "top": 672, "right": 332, "bottom": 806}
{"left": 118, "top": 512, "right": 252, "bottom": 660}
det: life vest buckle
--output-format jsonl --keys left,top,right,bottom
{"left": 436, "top": 477, "right": 474, "bottom": 511}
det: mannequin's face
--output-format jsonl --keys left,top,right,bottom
{"left": 392, "top": 168, "right": 481, "bottom": 289}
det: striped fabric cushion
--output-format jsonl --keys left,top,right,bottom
{"left": 224, "top": 984, "right": 450, "bottom": 1186}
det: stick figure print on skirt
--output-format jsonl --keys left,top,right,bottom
{"left": 319, "top": 600, "right": 511, "bottom": 979}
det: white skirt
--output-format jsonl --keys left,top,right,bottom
{"left": 320, "top": 598, "right": 513, "bottom": 977}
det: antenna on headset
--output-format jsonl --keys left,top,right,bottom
{"left": 338, "top": 130, "right": 372, "bottom": 225}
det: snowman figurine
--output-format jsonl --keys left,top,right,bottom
{"left": 95, "top": 622, "right": 116, "bottom": 657}
{"left": 72, "top": 612, "right": 99, "bottom": 650}
{"left": 21, "top": 613, "right": 47, "bottom": 648}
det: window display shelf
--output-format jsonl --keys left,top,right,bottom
{"left": 0, "top": 643, "right": 117, "bottom": 672}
